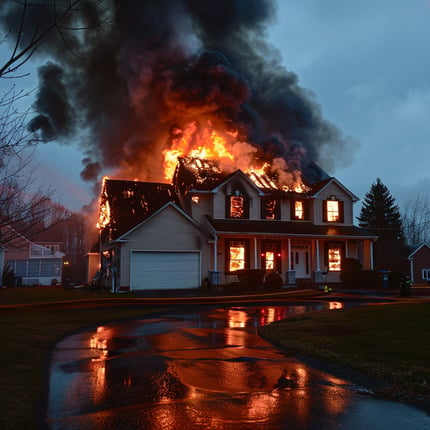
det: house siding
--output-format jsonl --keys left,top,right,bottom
{"left": 410, "top": 245, "right": 430, "bottom": 284}
{"left": 314, "top": 182, "right": 354, "bottom": 226}
{"left": 118, "top": 205, "right": 211, "bottom": 289}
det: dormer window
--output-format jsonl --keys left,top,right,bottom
{"left": 294, "top": 201, "right": 304, "bottom": 220}
{"left": 227, "top": 187, "right": 249, "bottom": 219}
{"left": 291, "top": 199, "right": 308, "bottom": 221}
{"left": 323, "top": 198, "right": 344, "bottom": 223}
{"left": 261, "top": 197, "right": 280, "bottom": 220}
{"left": 327, "top": 200, "right": 339, "bottom": 221}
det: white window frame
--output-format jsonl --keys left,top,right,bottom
{"left": 422, "top": 268, "right": 430, "bottom": 281}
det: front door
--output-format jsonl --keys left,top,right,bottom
{"left": 291, "top": 246, "right": 310, "bottom": 278}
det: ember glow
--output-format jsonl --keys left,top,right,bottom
{"left": 163, "top": 123, "right": 235, "bottom": 181}
{"left": 97, "top": 176, "right": 111, "bottom": 229}
{"left": 163, "top": 122, "right": 309, "bottom": 192}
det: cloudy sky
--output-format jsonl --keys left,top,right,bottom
{"left": 270, "top": 0, "right": 430, "bottom": 213}
{"left": 2, "top": 0, "right": 430, "bottom": 217}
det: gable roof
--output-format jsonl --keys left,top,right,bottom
{"left": 101, "top": 179, "right": 180, "bottom": 239}
{"left": 116, "top": 201, "right": 212, "bottom": 241}
{"left": 310, "top": 177, "right": 360, "bottom": 202}
{"left": 408, "top": 243, "right": 430, "bottom": 259}
{"left": 210, "top": 169, "right": 264, "bottom": 195}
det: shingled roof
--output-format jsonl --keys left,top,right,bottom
{"left": 101, "top": 179, "right": 180, "bottom": 239}
{"left": 173, "top": 156, "right": 321, "bottom": 196}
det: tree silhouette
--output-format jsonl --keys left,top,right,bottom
{"left": 358, "top": 178, "right": 404, "bottom": 269}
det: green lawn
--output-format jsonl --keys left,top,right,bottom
{"left": 259, "top": 302, "right": 430, "bottom": 402}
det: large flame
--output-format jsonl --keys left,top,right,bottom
{"left": 163, "top": 122, "right": 309, "bottom": 192}
{"left": 163, "top": 123, "right": 235, "bottom": 180}
{"left": 97, "top": 176, "right": 111, "bottom": 229}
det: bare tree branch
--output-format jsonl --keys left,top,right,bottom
{"left": 402, "top": 195, "right": 430, "bottom": 247}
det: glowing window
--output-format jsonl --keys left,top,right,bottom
{"left": 295, "top": 201, "right": 304, "bottom": 220}
{"left": 326, "top": 200, "right": 340, "bottom": 222}
{"left": 230, "top": 196, "right": 245, "bottom": 218}
{"left": 262, "top": 198, "right": 279, "bottom": 220}
{"left": 229, "top": 242, "right": 245, "bottom": 271}
{"left": 328, "top": 246, "right": 341, "bottom": 271}
{"left": 265, "top": 251, "right": 275, "bottom": 270}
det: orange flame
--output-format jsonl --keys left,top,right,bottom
{"left": 162, "top": 122, "right": 309, "bottom": 193}
{"left": 97, "top": 176, "right": 111, "bottom": 229}
{"left": 163, "top": 124, "right": 235, "bottom": 180}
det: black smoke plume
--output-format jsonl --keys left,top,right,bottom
{"left": 0, "top": 0, "right": 349, "bottom": 186}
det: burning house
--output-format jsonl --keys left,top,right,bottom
{"left": 96, "top": 148, "right": 376, "bottom": 291}
{"left": 1, "top": 2, "right": 379, "bottom": 290}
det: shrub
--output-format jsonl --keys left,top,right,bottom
{"left": 264, "top": 271, "right": 283, "bottom": 290}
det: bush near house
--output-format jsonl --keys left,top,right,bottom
{"left": 341, "top": 258, "right": 404, "bottom": 289}
{"left": 264, "top": 271, "right": 283, "bottom": 290}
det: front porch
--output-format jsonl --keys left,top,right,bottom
{"left": 208, "top": 235, "right": 374, "bottom": 287}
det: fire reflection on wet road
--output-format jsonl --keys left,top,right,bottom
{"left": 46, "top": 303, "right": 430, "bottom": 430}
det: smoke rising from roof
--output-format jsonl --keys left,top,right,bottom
{"left": 0, "top": 0, "right": 350, "bottom": 189}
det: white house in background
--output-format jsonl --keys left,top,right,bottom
{"left": 3, "top": 231, "right": 65, "bottom": 286}
{"left": 95, "top": 157, "right": 377, "bottom": 291}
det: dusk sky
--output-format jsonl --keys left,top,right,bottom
{"left": 1, "top": 0, "right": 429, "bottom": 217}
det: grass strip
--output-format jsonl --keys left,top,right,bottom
{"left": 0, "top": 297, "right": 165, "bottom": 430}
{"left": 259, "top": 302, "right": 430, "bottom": 404}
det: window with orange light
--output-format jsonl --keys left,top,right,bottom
{"left": 327, "top": 245, "right": 342, "bottom": 271}
{"left": 295, "top": 201, "right": 304, "bottom": 220}
{"left": 265, "top": 251, "right": 275, "bottom": 269}
{"left": 230, "top": 196, "right": 245, "bottom": 218}
{"left": 326, "top": 200, "right": 339, "bottom": 222}
{"left": 261, "top": 198, "right": 280, "bottom": 220}
{"left": 261, "top": 240, "right": 281, "bottom": 272}
{"left": 228, "top": 240, "right": 247, "bottom": 272}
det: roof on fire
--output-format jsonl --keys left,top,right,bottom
{"left": 172, "top": 156, "right": 346, "bottom": 198}
{"left": 102, "top": 179, "right": 179, "bottom": 239}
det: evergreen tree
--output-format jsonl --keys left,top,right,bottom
{"left": 358, "top": 178, "right": 404, "bottom": 269}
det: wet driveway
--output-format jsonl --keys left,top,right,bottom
{"left": 46, "top": 302, "right": 430, "bottom": 429}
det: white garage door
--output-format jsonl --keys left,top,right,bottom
{"left": 131, "top": 251, "right": 200, "bottom": 290}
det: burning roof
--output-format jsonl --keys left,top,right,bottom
{"left": 99, "top": 179, "right": 179, "bottom": 239}
{"left": 173, "top": 156, "right": 313, "bottom": 195}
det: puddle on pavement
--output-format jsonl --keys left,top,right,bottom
{"left": 46, "top": 303, "right": 430, "bottom": 430}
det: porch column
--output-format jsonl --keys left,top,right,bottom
{"left": 313, "top": 239, "right": 324, "bottom": 284}
{"left": 370, "top": 241, "right": 374, "bottom": 270}
{"left": 288, "top": 238, "right": 291, "bottom": 270}
{"left": 209, "top": 236, "right": 221, "bottom": 286}
{"left": 286, "top": 238, "right": 296, "bottom": 284}
{"left": 315, "top": 239, "right": 320, "bottom": 271}
{"left": 213, "top": 236, "right": 218, "bottom": 271}
{"left": 345, "top": 241, "right": 349, "bottom": 258}
{"left": 254, "top": 237, "right": 258, "bottom": 269}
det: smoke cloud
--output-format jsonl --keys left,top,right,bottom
{"left": 0, "top": 0, "right": 350, "bottom": 187}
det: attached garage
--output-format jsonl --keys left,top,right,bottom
{"left": 130, "top": 251, "right": 201, "bottom": 290}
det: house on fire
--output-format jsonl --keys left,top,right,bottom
{"left": 95, "top": 157, "right": 377, "bottom": 291}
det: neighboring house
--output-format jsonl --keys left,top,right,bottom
{"left": 407, "top": 244, "right": 430, "bottom": 284}
{"left": 4, "top": 231, "right": 65, "bottom": 286}
{"left": 96, "top": 157, "right": 377, "bottom": 291}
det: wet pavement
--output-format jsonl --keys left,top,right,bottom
{"left": 46, "top": 302, "right": 430, "bottom": 430}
